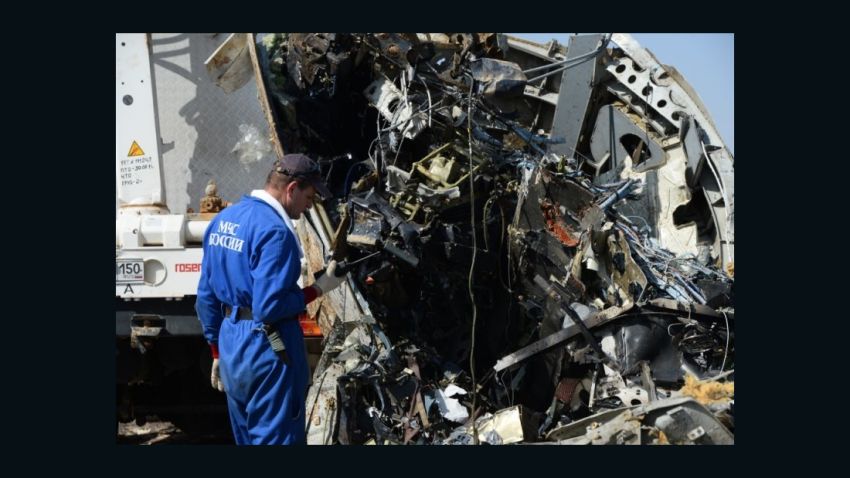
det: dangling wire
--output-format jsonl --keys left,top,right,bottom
{"left": 417, "top": 73, "right": 433, "bottom": 128}
{"left": 466, "top": 77, "right": 480, "bottom": 445}
{"left": 375, "top": 110, "right": 385, "bottom": 176}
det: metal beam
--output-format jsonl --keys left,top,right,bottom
{"left": 547, "top": 34, "right": 606, "bottom": 158}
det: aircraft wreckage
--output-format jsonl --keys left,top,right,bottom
{"left": 210, "top": 33, "right": 734, "bottom": 445}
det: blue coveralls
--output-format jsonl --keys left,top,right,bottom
{"left": 196, "top": 195, "right": 310, "bottom": 445}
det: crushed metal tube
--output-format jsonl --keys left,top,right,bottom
{"left": 215, "top": 33, "right": 734, "bottom": 444}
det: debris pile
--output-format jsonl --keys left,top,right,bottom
{"left": 252, "top": 33, "right": 734, "bottom": 444}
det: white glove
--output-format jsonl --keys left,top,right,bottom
{"left": 314, "top": 259, "right": 346, "bottom": 296}
{"left": 211, "top": 358, "right": 225, "bottom": 392}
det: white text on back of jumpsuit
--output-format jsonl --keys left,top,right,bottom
{"left": 209, "top": 221, "right": 244, "bottom": 253}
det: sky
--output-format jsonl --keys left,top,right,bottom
{"left": 511, "top": 33, "right": 734, "bottom": 155}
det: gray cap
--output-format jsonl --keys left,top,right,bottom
{"left": 273, "top": 153, "right": 332, "bottom": 199}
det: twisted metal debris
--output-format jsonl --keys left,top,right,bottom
{"left": 217, "top": 32, "right": 734, "bottom": 444}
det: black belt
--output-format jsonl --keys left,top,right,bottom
{"left": 224, "top": 305, "right": 298, "bottom": 323}
{"left": 224, "top": 305, "right": 253, "bottom": 320}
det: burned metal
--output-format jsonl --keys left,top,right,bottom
{"left": 228, "top": 33, "right": 734, "bottom": 444}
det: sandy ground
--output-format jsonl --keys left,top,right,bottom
{"left": 117, "top": 418, "right": 233, "bottom": 445}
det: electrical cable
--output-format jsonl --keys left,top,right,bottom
{"left": 466, "top": 79, "right": 480, "bottom": 445}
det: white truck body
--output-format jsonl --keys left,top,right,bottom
{"left": 115, "top": 33, "right": 283, "bottom": 433}
{"left": 116, "top": 33, "right": 274, "bottom": 302}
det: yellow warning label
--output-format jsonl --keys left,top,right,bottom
{"left": 128, "top": 141, "right": 145, "bottom": 157}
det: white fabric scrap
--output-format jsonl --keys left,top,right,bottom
{"left": 435, "top": 386, "right": 469, "bottom": 423}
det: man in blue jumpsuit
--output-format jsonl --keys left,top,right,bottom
{"left": 196, "top": 153, "right": 345, "bottom": 445}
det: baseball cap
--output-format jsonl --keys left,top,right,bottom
{"left": 273, "top": 153, "right": 332, "bottom": 199}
